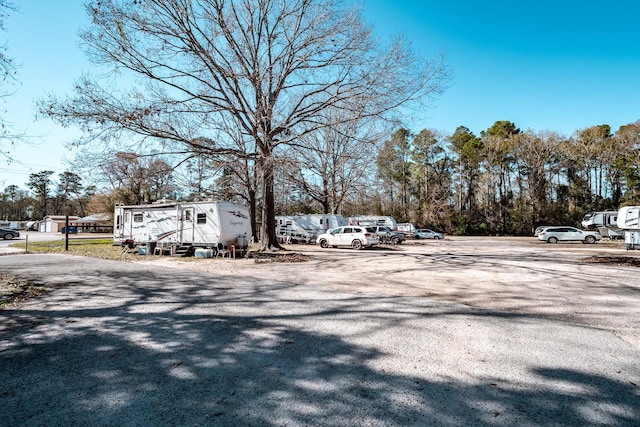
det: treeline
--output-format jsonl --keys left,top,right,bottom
{"left": 367, "top": 120, "right": 640, "bottom": 235}
{"left": 0, "top": 171, "right": 96, "bottom": 220}
{"left": 271, "top": 119, "right": 640, "bottom": 235}
{"left": 4, "top": 119, "right": 640, "bottom": 237}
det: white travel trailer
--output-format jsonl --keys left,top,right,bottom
{"left": 114, "top": 200, "right": 251, "bottom": 254}
{"left": 275, "top": 214, "right": 347, "bottom": 243}
{"left": 617, "top": 206, "right": 640, "bottom": 249}
{"left": 0, "top": 221, "right": 21, "bottom": 230}
{"left": 347, "top": 215, "right": 398, "bottom": 230}
{"left": 581, "top": 210, "right": 618, "bottom": 229}
{"left": 396, "top": 222, "right": 416, "bottom": 236}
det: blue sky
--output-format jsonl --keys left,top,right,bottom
{"left": 2, "top": 0, "right": 640, "bottom": 189}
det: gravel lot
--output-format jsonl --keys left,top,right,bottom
{"left": 1, "top": 237, "right": 639, "bottom": 426}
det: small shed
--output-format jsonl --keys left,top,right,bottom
{"left": 38, "top": 215, "right": 80, "bottom": 233}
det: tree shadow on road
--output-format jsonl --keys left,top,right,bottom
{"left": 0, "top": 258, "right": 639, "bottom": 426}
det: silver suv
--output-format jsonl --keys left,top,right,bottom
{"left": 370, "top": 226, "right": 405, "bottom": 244}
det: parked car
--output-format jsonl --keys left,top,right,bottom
{"left": 537, "top": 226, "right": 601, "bottom": 244}
{"left": 370, "top": 226, "right": 405, "bottom": 244}
{"left": 0, "top": 228, "right": 20, "bottom": 240}
{"left": 533, "top": 225, "right": 552, "bottom": 236}
{"left": 413, "top": 229, "right": 444, "bottom": 239}
{"left": 316, "top": 226, "right": 379, "bottom": 250}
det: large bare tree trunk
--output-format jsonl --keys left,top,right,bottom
{"left": 259, "top": 155, "right": 283, "bottom": 251}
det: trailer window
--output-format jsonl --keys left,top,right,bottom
{"left": 133, "top": 213, "right": 144, "bottom": 223}
{"left": 196, "top": 213, "right": 206, "bottom": 224}
{"left": 185, "top": 209, "right": 192, "bottom": 221}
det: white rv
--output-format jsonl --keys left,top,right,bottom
{"left": 581, "top": 210, "right": 618, "bottom": 228}
{"left": 114, "top": 200, "right": 251, "bottom": 253}
{"left": 347, "top": 215, "right": 398, "bottom": 229}
{"left": 617, "top": 206, "right": 640, "bottom": 249}
{"left": 275, "top": 214, "right": 347, "bottom": 243}
{"left": 396, "top": 222, "right": 416, "bottom": 236}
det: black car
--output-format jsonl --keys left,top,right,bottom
{"left": 0, "top": 228, "right": 20, "bottom": 240}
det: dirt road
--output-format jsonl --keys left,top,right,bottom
{"left": 1, "top": 237, "right": 639, "bottom": 426}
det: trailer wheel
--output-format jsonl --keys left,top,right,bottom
{"left": 351, "top": 239, "right": 363, "bottom": 250}
{"left": 319, "top": 239, "right": 329, "bottom": 248}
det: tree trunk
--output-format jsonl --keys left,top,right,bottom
{"left": 259, "top": 155, "right": 283, "bottom": 251}
{"left": 248, "top": 187, "right": 258, "bottom": 243}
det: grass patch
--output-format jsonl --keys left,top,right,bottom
{"left": 10, "top": 238, "right": 136, "bottom": 260}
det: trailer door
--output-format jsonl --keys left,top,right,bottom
{"left": 179, "top": 207, "right": 195, "bottom": 243}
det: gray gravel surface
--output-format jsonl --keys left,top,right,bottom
{"left": 1, "top": 243, "right": 639, "bottom": 426}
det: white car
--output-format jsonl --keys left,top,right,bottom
{"left": 413, "top": 229, "right": 444, "bottom": 239}
{"left": 537, "top": 226, "right": 601, "bottom": 244}
{"left": 316, "top": 226, "right": 379, "bottom": 250}
{"left": 533, "top": 225, "right": 552, "bottom": 236}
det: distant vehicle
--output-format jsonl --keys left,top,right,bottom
{"left": 370, "top": 226, "right": 405, "bottom": 244}
{"left": 0, "top": 228, "right": 20, "bottom": 240}
{"left": 316, "top": 226, "right": 379, "bottom": 250}
{"left": 581, "top": 210, "right": 618, "bottom": 229}
{"left": 396, "top": 222, "right": 416, "bottom": 236}
{"left": 275, "top": 214, "right": 347, "bottom": 244}
{"left": 347, "top": 215, "right": 397, "bottom": 229}
{"left": 533, "top": 225, "right": 552, "bottom": 236}
{"left": 413, "top": 229, "right": 444, "bottom": 239}
{"left": 537, "top": 227, "right": 601, "bottom": 244}
{"left": 617, "top": 206, "right": 640, "bottom": 250}
{"left": 0, "top": 221, "right": 20, "bottom": 230}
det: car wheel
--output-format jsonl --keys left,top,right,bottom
{"left": 414, "top": 235, "right": 420, "bottom": 240}
{"left": 319, "top": 239, "right": 329, "bottom": 248}
{"left": 351, "top": 239, "right": 363, "bottom": 250}
{"left": 584, "top": 235, "right": 596, "bottom": 244}
{"left": 547, "top": 237, "right": 558, "bottom": 244}
{"left": 3, "top": 233, "right": 14, "bottom": 240}
{"left": 434, "top": 236, "right": 440, "bottom": 240}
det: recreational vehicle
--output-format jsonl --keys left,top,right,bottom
{"left": 581, "top": 210, "right": 618, "bottom": 228}
{"left": 0, "top": 221, "right": 21, "bottom": 230}
{"left": 275, "top": 214, "right": 347, "bottom": 243}
{"left": 114, "top": 200, "right": 251, "bottom": 254}
{"left": 396, "top": 222, "right": 416, "bottom": 236}
{"left": 582, "top": 210, "right": 623, "bottom": 239}
{"left": 347, "top": 215, "right": 398, "bottom": 230}
{"left": 617, "top": 206, "right": 640, "bottom": 249}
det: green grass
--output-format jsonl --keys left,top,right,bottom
{"left": 10, "top": 238, "right": 134, "bottom": 260}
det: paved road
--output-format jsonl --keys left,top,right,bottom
{"left": 1, "top": 249, "right": 639, "bottom": 426}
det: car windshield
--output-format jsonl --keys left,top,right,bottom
{"left": 365, "top": 227, "right": 376, "bottom": 233}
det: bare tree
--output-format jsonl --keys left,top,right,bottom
{"left": 0, "top": 1, "right": 24, "bottom": 162}
{"left": 511, "top": 130, "right": 564, "bottom": 227}
{"left": 100, "top": 152, "right": 177, "bottom": 205}
{"left": 285, "top": 107, "right": 382, "bottom": 214}
{"left": 39, "top": 0, "right": 448, "bottom": 250}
